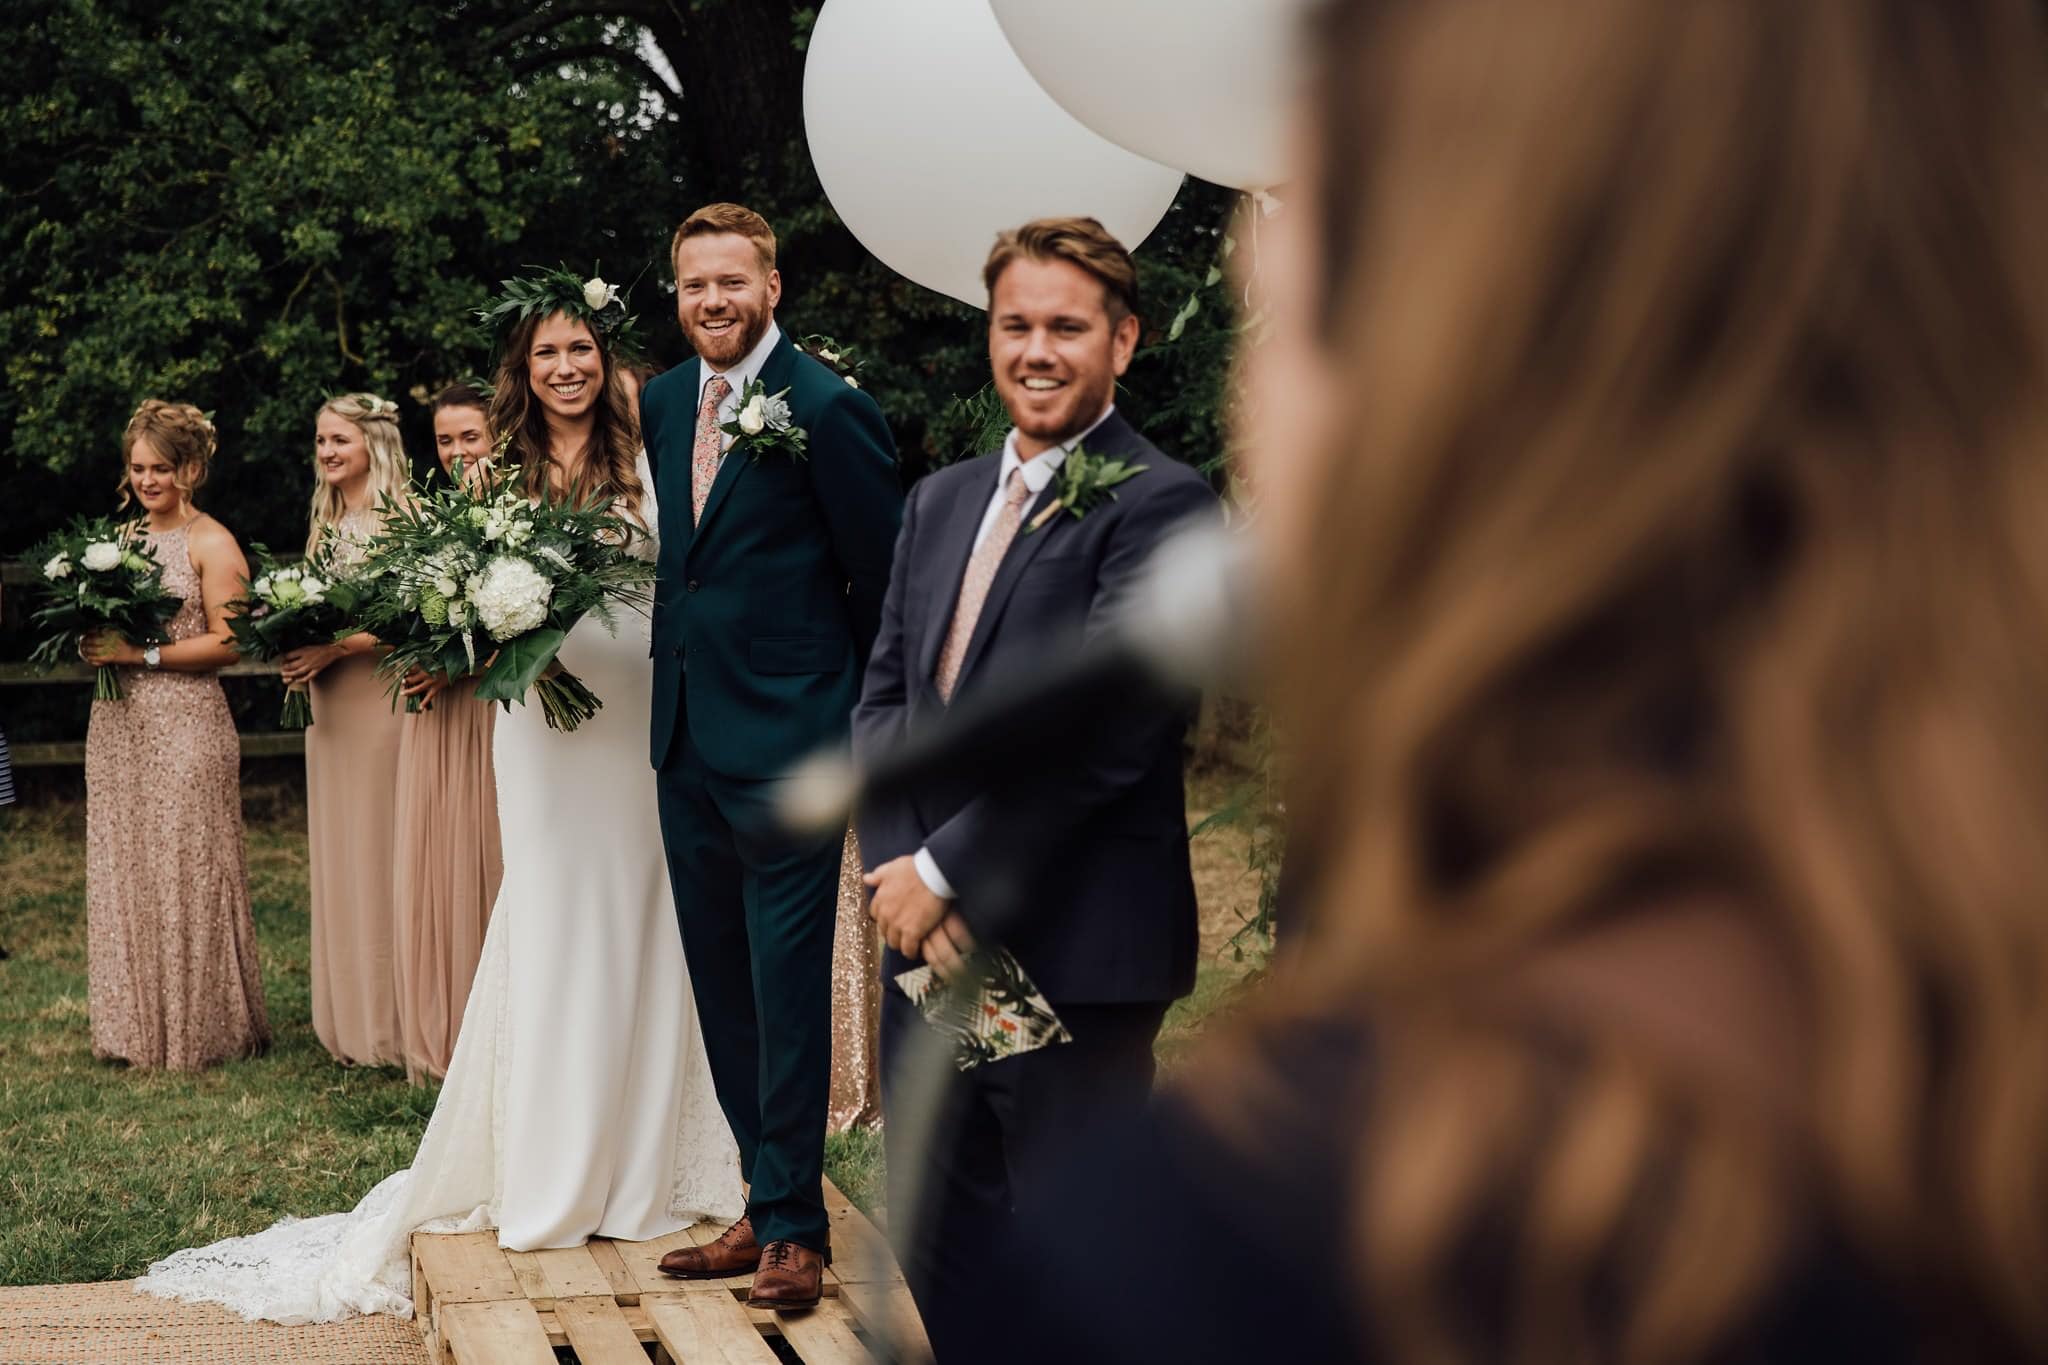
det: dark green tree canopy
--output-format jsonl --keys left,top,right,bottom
{"left": 2, "top": 0, "right": 1235, "bottom": 553}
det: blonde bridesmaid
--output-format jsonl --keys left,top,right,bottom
{"left": 80, "top": 400, "right": 269, "bottom": 1070}
{"left": 390, "top": 384, "right": 505, "bottom": 1081}
{"left": 281, "top": 392, "right": 409, "bottom": 1067}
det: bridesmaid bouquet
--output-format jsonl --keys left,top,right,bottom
{"left": 25, "top": 517, "right": 180, "bottom": 701}
{"left": 223, "top": 547, "right": 365, "bottom": 728}
{"left": 355, "top": 472, "right": 653, "bottom": 731}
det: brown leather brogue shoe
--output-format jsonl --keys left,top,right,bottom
{"left": 658, "top": 1214, "right": 759, "bottom": 1278}
{"left": 746, "top": 1239, "right": 824, "bottom": 1309}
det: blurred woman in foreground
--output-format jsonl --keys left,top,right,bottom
{"left": 995, "top": 0, "right": 2048, "bottom": 1360}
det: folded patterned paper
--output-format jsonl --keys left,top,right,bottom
{"left": 895, "top": 946, "right": 1072, "bottom": 1071}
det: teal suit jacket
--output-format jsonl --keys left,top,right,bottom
{"left": 642, "top": 330, "right": 902, "bottom": 776}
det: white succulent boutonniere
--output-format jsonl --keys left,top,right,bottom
{"left": 1025, "top": 444, "right": 1146, "bottom": 534}
{"left": 720, "top": 377, "right": 809, "bottom": 462}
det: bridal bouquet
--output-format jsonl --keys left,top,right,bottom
{"left": 25, "top": 517, "right": 181, "bottom": 701}
{"left": 223, "top": 546, "right": 365, "bottom": 728}
{"left": 355, "top": 472, "right": 654, "bottom": 730}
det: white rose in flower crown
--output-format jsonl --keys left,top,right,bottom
{"left": 819, "top": 347, "right": 840, "bottom": 364}
{"left": 82, "top": 541, "right": 123, "bottom": 572}
{"left": 582, "top": 277, "right": 615, "bottom": 311}
{"left": 737, "top": 393, "right": 767, "bottom": 436}
{"left": 44, "top": 554, "right": 71, "bottom": 580}
{"left": 471, "top": 555, "right": 553, "bottom": 640}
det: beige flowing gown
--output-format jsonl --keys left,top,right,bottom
{"left": 306, "top": 507, "right": 405, "bottom": 1066}
{"left": 391, "top": 679, "right": 502, "bottom": 1081}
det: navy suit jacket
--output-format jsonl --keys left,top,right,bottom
{"left": 852, "top": 411, "right": 1217, "bottom": 1005}
{"left": 642, "top": 331, "right": 902, "bottom": 776}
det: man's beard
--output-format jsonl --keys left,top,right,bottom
{"left": 694, "top": 306, "right": 769, "bottom": 367}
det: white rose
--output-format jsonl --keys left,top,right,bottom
{"left": 253, "top": 575, "right": 272, "bottom": 596}
{"left": 582, "top": 277, "right": 611, "bottom": 311}
{"left": 470, "top": 555, "right": 553, "bottom": 641}
{"left": 43, "top": 554, "right": 70, "bottom": 580}
{"left": 845, "top": 376, "right": 859, "bottom": 389}
{"left": 434, "top": 575, "right": 459, "bottom": 598}
{"left": 738, "top": 394, "right": 766, "bottom": 436}
{"left": 82, "top": 541, "right": 123, "bottom": 572}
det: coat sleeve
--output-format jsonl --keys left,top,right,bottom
{"left": 920, "top": 471, "right": 1220, "bottom": 935}
{"left": 806, "top": 383, "right": 904, "bottom": 673}
{"left": 851, "top": 477, "right": 925, "bottom": 871}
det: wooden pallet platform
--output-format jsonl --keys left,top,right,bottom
{"left": 411, "top": 1177, "right": 929, "bottom": 1365}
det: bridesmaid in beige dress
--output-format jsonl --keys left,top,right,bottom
{"left": 280, "top": 393, "right": 411, "bottom": 1068}
{"left": 390, "top": 384, "right": 505, "bottom": 1081}
{"left": 81, "top": 400, "right": 269, "bottom": 1070}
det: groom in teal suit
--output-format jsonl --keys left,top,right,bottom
{"left": 641, "top": 203, "right": 902, "bottom": 1307}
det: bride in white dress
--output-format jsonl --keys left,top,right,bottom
{"left": 138, "top": 298, "right": 742, "bottom": 1324}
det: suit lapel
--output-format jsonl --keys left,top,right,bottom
{"left": 915, "top": 461, "right": 997, "bottom": 694}
{"left": 670, "top": 357, "right": 703, "bottom": 558}
{"left": 953, "top": 474, "right": 1064, "bottom": 688}
{"left": 949, "top": 412, "right": 1147, "bottom": 692}
{"left": 689, "top": 331, "right": 799, "bottom": 555}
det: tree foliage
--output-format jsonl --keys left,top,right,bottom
{"left": 2, "top": 0, "right": 1238, "bottom": 554}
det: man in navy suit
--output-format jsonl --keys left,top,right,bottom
{"left": 642, "top": 203, "right": 902, "bottom": 1308}
{"left": 853, "top": 218, "right": 1217, "bottom": 1359}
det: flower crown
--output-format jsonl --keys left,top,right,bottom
{"left": 357, "top": 396, "right": 400, "bottom": 422}
{"left": 476, "top": 265, "right": 643, "bottom": 360}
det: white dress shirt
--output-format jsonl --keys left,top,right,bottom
{"left": 913, "top": 405, "right": 1117, "bottom": 902}
{"left": 700, "top": 320, "right": 783, "bottom": 457}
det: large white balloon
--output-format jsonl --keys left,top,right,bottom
{"left": 989, "top": 0, "right": 1305, "bottom": 191}
{"left": 804, "top": 0, "right": 1184, "bottom": 310}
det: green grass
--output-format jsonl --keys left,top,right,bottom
{"left": 0, "top": 790, "right": 1253, "bottom": 1285}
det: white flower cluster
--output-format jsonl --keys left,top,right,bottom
{"left": 471, "top": 555, "right": 553, "bottom": 640}
{"left": 254, "top": 564, "right": 329, "bottom": 609}
{"left": 477, "top": 502, "right": 535, "bottom": 548}
{"left": 737, "top": 389, "right": 795, "bottom": 437}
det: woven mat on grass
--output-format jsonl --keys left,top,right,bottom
{"left": 0, "top": 1281, "right": 429, "bottom": 1365}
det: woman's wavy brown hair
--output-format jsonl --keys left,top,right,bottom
{"left": 1215, "top": 0, "right": 2048, "bottom": 1359}
{"left": 118, "top": 399, "right": 216, "bottom": 512}
{"left": 486, "top": 310, "right": 645, "bottom": 521}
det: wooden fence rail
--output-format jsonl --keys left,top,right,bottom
{"left": 3, "top": 560, "right": 304, "bottom": 768}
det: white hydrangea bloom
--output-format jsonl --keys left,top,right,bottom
{"left": 471, "top": 555, "right": 552, "bottom": 640}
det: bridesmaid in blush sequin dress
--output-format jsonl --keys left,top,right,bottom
{"left": 83, "top": 401, "right": 268, "bottom": 1071}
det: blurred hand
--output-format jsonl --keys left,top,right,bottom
{"left": 80, "top": 631, "right": 141, "bottom": 667}
{"left": 400, "top": 666, "right": 449, "bottom": 709}
{"left": 865, "top": 855, "right": 949, "bottom": 956}
{"left": 279, "top": 642, "right": 345, "bottom": 686}
{"left": 919, "top": 912, "right": 978, "bottom": 984}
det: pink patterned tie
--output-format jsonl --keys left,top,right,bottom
{"left": 691, "top": 375, "right": 732, "bottom": 526}
{"left": 934, "top": 469, "right": 1031, "bottom": 702}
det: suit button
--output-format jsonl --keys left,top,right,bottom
{"left": 671, "top": 645, "right": 683, "bottom": 659}
{"left": 686, "top": 579, "right": 700, "bottom": 593}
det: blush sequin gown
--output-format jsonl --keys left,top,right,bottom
{"left": 84, "top": 517, "right": 269, "bottom": 1071}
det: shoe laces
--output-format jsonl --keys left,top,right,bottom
{"left": 715, "top": 1216, "right": 752, "bottom": 1248}
{"left": 762, "top": 1241, "right": 797, "bottom": 1271}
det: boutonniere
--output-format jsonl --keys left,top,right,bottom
{"left": 1025, "top": 443, "right": 1146, "bottom": 534}
{"left": 798, "top": 333, "right": 868, "bottom": 390}
{"left": 720, "top": 377, "right": 809, "bottom": 462}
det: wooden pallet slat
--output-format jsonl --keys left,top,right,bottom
{"left": 777, "top": 1297, "right": 882, "bottom": 1364}
{"left": 440, "top": 1300, "right": 559, "bottom": 1365}
{"left": 645, "top": 1289, "right": 783, "bottom": 1365}
{"left": 413, "top": 1191, "right": 917, "bottom": 1364}
{"left": 556, "top": 1294, "right": 651, "bottom": 1365}
{"left": 839, "top": 1281, "right": 934, "bottom": 1364}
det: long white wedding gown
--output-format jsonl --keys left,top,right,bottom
{"left": 137, "top": 460, "right": 742, "bottom": 1323}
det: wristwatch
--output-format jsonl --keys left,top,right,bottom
{"left": 143, "top": 644, "right": 162, "bottom": 670}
